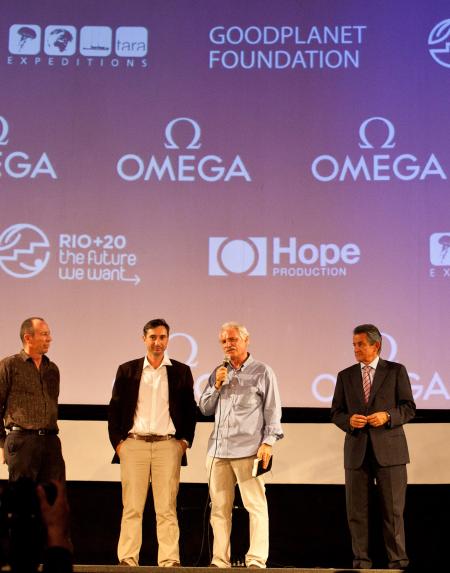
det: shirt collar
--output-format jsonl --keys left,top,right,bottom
{"left": 19, "top": 349, "right": 48, "bottom": 363}
{"left": 360, "top": 355, "right": 380, "bottom": 370}
{"left": 231, "top": 353, "right": 253, "bottom": 371}
{"left": 143, "top": 353, "right": 172, "bottom": 370}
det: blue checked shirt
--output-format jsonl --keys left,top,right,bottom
{"left": 199, "top": 354, "right": 283, "bottom": 458}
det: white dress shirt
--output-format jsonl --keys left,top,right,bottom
{"left": 359, "top": 355, "right": 380, "bottom": 383}
{"left": 131, "top": 353, "right": 176, "bottom": 436}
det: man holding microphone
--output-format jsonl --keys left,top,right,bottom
{"left": 199, "top": 322, "right": 283, "bottom": 568}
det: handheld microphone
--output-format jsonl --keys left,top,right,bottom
{"left": 216, "top": 357, "right": 230, "bottom": 389}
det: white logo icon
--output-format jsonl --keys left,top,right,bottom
{"left": 0, "top": 116, "right": 9, "bottom": 146}
{"left": 358, "top": 116, "right": 396, "bottom": 149}
{"left": 115, "top": 27, "right": 148, "bottom": 57}
{"left": 209, "top": 237, "right": 267, "bottom": 276}
{"left": 80, "top": 26, "right": 112, "bottom": 57}
{"left": 9, "top": 24, "right": 41, "bottom": 55}
{"left": 311, "top": 116, "right": 446, "bottom": 182}
{"left": 0, "top": 224, "right": 50, "bottom": 278}
{"left": 117, "top": 117, "right": 251, "bottom": 183}
{"left": 430, "top": 232, "right": 450, "bottom": 265}
{"left": 164, "top": 117, "right": 202, "bottom": 150}
{"left": 44, "top": 26, "right": 77, "bottom": 56}
{"left": 428, "top": 20, "right": 450, "bottom": 68}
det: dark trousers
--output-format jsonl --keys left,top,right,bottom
{"left": 4, "top": 432, "right": 66, "bottom": 482}
{"left": 345, "top": 442, "right": 408, "bottom": 569}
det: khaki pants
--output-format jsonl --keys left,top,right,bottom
{"left": 207, "top": 456, "right": 269, "bottom": 568}
{"left": 118, "top": 437, "right": 183, "bottom": 566}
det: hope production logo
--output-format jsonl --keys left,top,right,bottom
{"left": 428, "top": 20, "right": 450, "bottom": 68}
{"left": 0, "top": 223, "right": 50, "bottom": 278}
{"left": 209, "top": 237, "right": 267, "bottom": 276}
{"left": 430, "top": 232, "right": 450, "bottom": 266}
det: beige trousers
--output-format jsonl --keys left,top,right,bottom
{"left": 118, "top": 437, "right": 183, "bottom": 566}
{"left": 207, "top": 456, "right": 269, "bottom": 568}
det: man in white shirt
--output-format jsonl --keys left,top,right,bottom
{"left": 108, "top": 318, "right": 197, "bottom": 567}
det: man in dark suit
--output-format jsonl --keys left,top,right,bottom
{"left": 331, "top": 324, "right": 416, "bottom": 570}
{"left": 108, "top": 318, "right": 197, "bottom": 567}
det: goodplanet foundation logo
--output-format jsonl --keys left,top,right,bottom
{"left": 208, "top": 237, "right": 361, "bottom": 277}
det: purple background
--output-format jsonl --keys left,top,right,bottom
{"left": 0, "top": 0, "right": 448, "bottom": 406}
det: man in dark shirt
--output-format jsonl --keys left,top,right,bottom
{"left": 0, "top": 317, "right": 65, "bottom": 482}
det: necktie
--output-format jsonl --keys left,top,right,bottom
{"left": 362, "top": 365, "right": 372, "bottom": 403}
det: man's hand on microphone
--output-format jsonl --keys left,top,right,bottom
{"left": 215, "top": 366, "right": 228, "bottom": 391}
{"left": 257, "top": 443, "right": 272, "bottom": 469}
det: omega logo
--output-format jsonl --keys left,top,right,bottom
{"left": 311, "top": 116, "right": 447, "bottom": 183}
{"left": 116, "top": 116, "right": 251, "bottom": 183}
{"left": 164, "top": 117, "right": 202, "bottom": 150}
{"left": 0, "top": 115, "right": 57, "bottom": 179}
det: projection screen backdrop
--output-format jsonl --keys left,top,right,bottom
{"left": 0, "top": 0, "right": 449, "bottom": 409}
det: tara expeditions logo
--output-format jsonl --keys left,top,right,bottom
{"left": 311, "top": 116, "right": 447, "bottom": 183}
{"left": 117, "top": 117, "right": 251, "bottom": 184}
{"left": 0, "top": 223, "right": 50, "bottom": 278}
{"left": 208, "top": 236, "right": 361, "bottom": 278}
{"left": 429, "top": 232, "right": 450, "bottom": 279}
{"left": 7, "top": 24, "right": 148, "bottom": 69}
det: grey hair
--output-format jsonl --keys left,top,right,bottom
{"left": 220, "top": 322, "right": 249, "bottom": 341}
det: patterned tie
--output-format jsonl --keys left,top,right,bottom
{"left": 362, "top": 365, "right": 372, "bottom": 403}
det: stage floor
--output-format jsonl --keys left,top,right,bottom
{"left": 73, "top": 567, "right": 406, "bottom": 572}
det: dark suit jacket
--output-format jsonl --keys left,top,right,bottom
{"left": 108, "top": 357, "right": 197, "bottom": 465}
{"left": 331, "top": 358, "right": 416, "bottom": 469}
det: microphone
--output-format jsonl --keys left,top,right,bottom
{"left": 215, "top": 358, "right": 229, "bottom": 390}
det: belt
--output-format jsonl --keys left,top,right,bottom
{"left": 10, "top": 426, "right": 58, "bottom": 436}
{"left": 127, "top": 433, "right": 174, "bottom": 442}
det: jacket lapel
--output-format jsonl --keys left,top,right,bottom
{"left": 351, "top": 363, "right": 366, "bottom": 406}
{"left": 166, "top": 363, "right": 178, "bottom": 406}
{"left": 129, "top": 358, "right": 144, "bottom": 404}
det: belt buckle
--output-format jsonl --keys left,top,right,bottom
{"left": 38, "top": 429, "right": 46, "bottom": 436}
